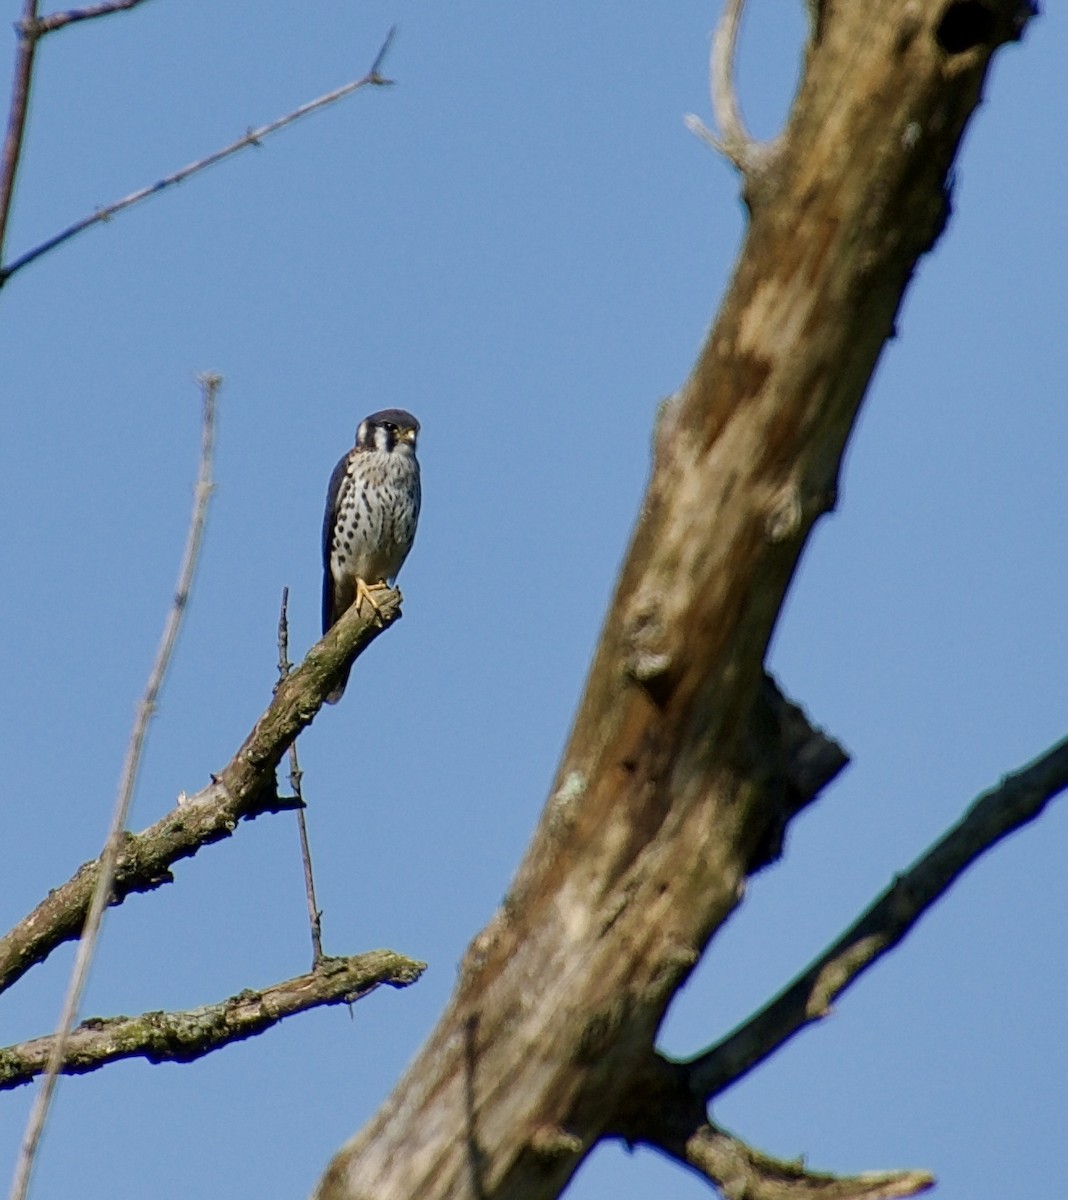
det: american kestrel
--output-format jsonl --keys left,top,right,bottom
{"left": 321, "top": 409, "right": 421, "bottom": 703}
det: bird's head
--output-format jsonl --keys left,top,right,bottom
{"left": 356, "top": 409, "right": 420, "bottom": 455}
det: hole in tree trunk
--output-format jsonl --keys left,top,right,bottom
{"left": 936, "top": 1, "right": 995, "bottom": 54}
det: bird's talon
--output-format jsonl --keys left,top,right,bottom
{"left": 355, "top": 579, "right": 387, "bottom": 623}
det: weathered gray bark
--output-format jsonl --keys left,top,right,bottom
{"left": 313, "top": 3, "right": 1040, "bottom": 1198}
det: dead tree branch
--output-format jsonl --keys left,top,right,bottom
{"left": 606, "top": 729, "right": 1068, "bottom": 1194}
{"left": 0, "top": 583, "right": 403, "bottom": 998}
{"left": 311, "top": 4, "right": 1040, "bottom": 1198}
{"left": 669, "top": 1123, "right": 933, "bottom": 1200}
{"left": 0, "top": 24, "right": 395, "bottom": 286}
{"left": 0, "top": 1, "right": 42, "bottom": 261}
{"left": 30, "top": 1, "right": 155, "bottom": 36}
{"left": 611, "top": 1056, "right": 934, "bottom": 1199}
{"left": 0, "top": 0, "right": 155, "bottom": 267}
{"left": 686, "top": 730, "right": 1068, "bottom": 1099}
{"left": 617, "top": 1064, "right": 934, "bottom": 1200}
{"left": 278, "top": 586, "right": 325, "bottom": 966}
{"left": 684, "top": 0, "right": 783, "bottom": 186}
{"left": 0, "top": 950, "right": 424, "bottom": 1091}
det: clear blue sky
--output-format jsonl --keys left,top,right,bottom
{"left": 2, "top": 3, "right": 1066, "bottom": 1198}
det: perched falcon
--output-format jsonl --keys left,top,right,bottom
{"left": 321, "top": 409, "right": 421, "bottom": 703}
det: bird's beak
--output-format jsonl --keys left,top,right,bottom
{"left": 401, "top": 428, "right": 417, "bottom": 445}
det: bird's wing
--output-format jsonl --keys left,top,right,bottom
{"left": 321, "top": 451, "right": 351, "bottom": 633}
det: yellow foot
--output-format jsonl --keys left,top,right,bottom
{"left": 354, "top": 578, "right": 389, "bottom": 623}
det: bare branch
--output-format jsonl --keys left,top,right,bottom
{"left": 0, "top": 2, "right": 41, "bottom": 263}
{"left": 0, "top": 583, "right": 401, "bottom": 999}
{"left": 710, "top": 0, "right": 750, "bottom": 153}
{"left": 0, "top": 950, "right": 425, "bottom": 1091}
{"left": 687, "top": 731, "right": 1068, "bottom": 1100}
{"left": 278, "top": 586, "right": 325, "bottom": 966}
{"left": 311, "top": 6, "right": 1041, "bottom": 1195}
{"left": 684, "top": 0, "right": 781, "bottom": 181}
{"left": 0, "top": 25, "right": 397, "bottom": 286}
{"left": 0, "top": 0, "right": 156, "bottom": 266}
{"left": 611, "top": 1056, "right": 932, "bottom": 1200}
{"left": 32, "top": 0, "right": 154, "bottom": 37}
{"left": 9, "top": 374, "right": 220, "bottom": 1200}
{"left": 673, "top": 1123, "right": 933, "bottom": 1200}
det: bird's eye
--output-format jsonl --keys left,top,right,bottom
{"left": 382, "top": 422, "right": 397, "bottom": 433}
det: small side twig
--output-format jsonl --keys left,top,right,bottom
{"left": 278, "top": 587, "right": 324, "bottom": 966}
{"left": 31, "top": 0, "right": 154, "bottom": 37}
{"left": 0, "top": 25, "right": 396, "bottom": 286}
{"left": 687, "top": 730, "right": 1068, "bottom": 1100}
{"left": 9, "top": 374, "right": 220, "bottom": 1200}
{"left": 683, "top": 0, "right": 781, "bottom": 184}
{"left": 0, "top": 950, "right": 426, "bottom": 1091}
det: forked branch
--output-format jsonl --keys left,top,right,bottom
{"left": 684, "top": 0, "right": 783, "bottom": 183}
{"left": 606, "top": 733, "right": 1068, "bottom": 1196}
{"left": 0, "top": 0, "right": 155, "bottom": 267}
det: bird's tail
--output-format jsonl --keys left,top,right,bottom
{"left": 325, "top": 661, "right": 353, "bottom": 705}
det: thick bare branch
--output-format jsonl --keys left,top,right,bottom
{"left": 0, "top": 26, "right": 396, "bottom": 285}
{"left": 312, "top": 5, "right": 1037, "bottom": 1198}
{"left": 0, "top": 951, "right": 425, "bottom": 1091}
{"left": 0, "top": 584, "right": 402, "bottom": 998}
{"left": 687, "top": 731, "right": 1068, "bottom": 1099}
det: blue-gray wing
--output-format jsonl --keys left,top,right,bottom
{"left": 321, "top": 452, "right": 351, "bottom": 634}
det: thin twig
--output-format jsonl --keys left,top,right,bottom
{"left": 278, "top": 587, "right": 324, "bottom": 966}
{"left": 710, "top": 0, "right": 749, "bottom": 155}
{"left": 32, "top": 0, "right": 154, "bottom": 36}
{"left": 0, "top": 25, "right": 396, "bottom": 286}
{"left": 8, "top": 374, "right": 220, "bottom": 1200}
{"left": 0, "top": 1, "right": 41, "bottom": 263}
{"left": 0, "top": 949, "right": 426, "bottom": 1090}
{"left": 687, "top": 731, "right": 1068, "bottom": 1100}
{"left": 683, "top": 0, "right": 780, "bottom": 181}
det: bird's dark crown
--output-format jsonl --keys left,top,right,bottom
{"left": 355, "top": 409, "right": 420, "bottom": 452}
{"left": 362, "top": 408, "right": 419, "bottom": 434}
